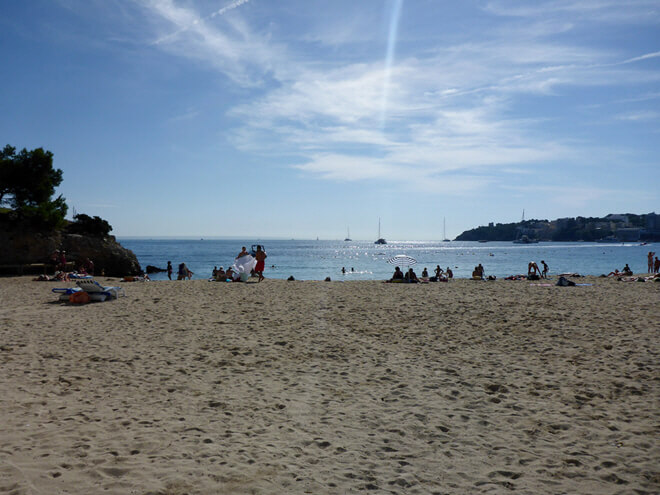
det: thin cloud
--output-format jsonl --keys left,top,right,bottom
{"left": 144, "top": 0, "right": 276, "bottom": 85}
{"left": 621, "top": 51, "right": 660, "bottom": 64}
{"left": 484, "top": 0, "right": 660, "bottom": 23}
{"left": 153, "top": 0, "right": 251, "bottom": 45}
{"left": 616, "top": 111, "right": 659, "bottom": 121}
{"left": 165, "top": 108, "right": 201, "bottom": 123}
{"left": 138, "top": 0, "right": 659, "bottom": 196}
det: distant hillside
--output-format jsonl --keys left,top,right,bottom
{"left": 455, "top": 213, "right": 660, "bottom": 242}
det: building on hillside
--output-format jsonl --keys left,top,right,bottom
{"left": 617, "top": 228, "right": 642, "bottom": 242}
{"left": 606, "top": 214, "right": 629, "bottom": 223}
{"left": 641, "top": 212, "right": 660, "bottom": 241}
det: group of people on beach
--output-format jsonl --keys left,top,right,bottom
{"left": 167, "top": 245, "right": 268, "bottom": 282}
{"left": 606, "top": 252, "right": 659, "bottom": 278}
{"left": 606, "top": 264, "right": 633, "bottom": 277}
{"left": 387, "top": 264, "right": 453, "bottom": 283}
{"left": 212, "top": 245, "right": 268, "bottom": 282}
{"left": 34, "top": 250, "right": 97, "bottom": 281}
{"left": 527, "top": 260, "right": 549, "bottom": 279}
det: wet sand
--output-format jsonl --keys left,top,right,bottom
{"left": 0, "top": 276, "right": 658, "bottom": 494}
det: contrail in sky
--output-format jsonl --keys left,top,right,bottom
{"left": 621, "top": 51, "right": 660, "bottom": 64}
{"left": 210, "top": 0, "right": 250, "bottom": 18}
{"left": 154, "top": 0, "right": 251, "bottom": 45}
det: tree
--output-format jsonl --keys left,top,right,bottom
{"left": 0, "top": 144, "right": 67, "bottom": 229}
{"left": 0, "top": 145, "right": 18, "bottom": 206}
{"left": 67, "top": 213, "right": 112, "bottom": 237}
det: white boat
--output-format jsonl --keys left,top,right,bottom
{"left": 374, "top": 218, "right": 387, "bottom": 244}
{"left": 344, "top": 227, "right": 351, "bottom": 242}
{"left": 442, "top": 217, "right": 450, "bottom": 242}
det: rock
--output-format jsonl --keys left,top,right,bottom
{"left": 0, "top": 230, "right": 141, "bottom": 277}
{"left": 146, "top": 265, "right": 167, "bottom": 274}
{"left": 61, "top": 234, "right": 141, "bottom": 277}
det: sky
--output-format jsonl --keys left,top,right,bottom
{"left": 1, "top": 0, "right": 659, "bottom": 240}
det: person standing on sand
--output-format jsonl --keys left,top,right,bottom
{"left": 58, "top": 250, "right": 67, "bottom": 271}
{"left": 648, "top": 251, "right": 655, "bottom": 273}
{"left": 541, "top": 260, "right": 549, "bottom": 279}
{"left": 237, "top": 246, "right": 249, "bottom": 258}
{"left": 254, "top": 245, "right": 267, "bottom": 282}
{"left": 177, "top": 263, "right": 188, "bottom": 280}
{"left": 435, "top": 265, "right": 442, "bottom": 279}
{"left": 528, "top": 261, "right": 541, "bottom": 278}
{"left": 82, "top": 258, "right": 94, "bottom": 275}
{"left": 654, "top": 256, "right": 660, "bottom": 274}
{"left": 167, "top": 261, "right": 173, "bottom": 280}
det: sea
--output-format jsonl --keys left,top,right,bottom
{"left": 117, "top": 238, "right": 654, "bottom": 281}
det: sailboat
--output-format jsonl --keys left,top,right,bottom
{"left": 442, "top": 217, "right": 450, "bottom": 242}
{"left": 344, "top": 227, "right": 352, "bottom": 242}
{"left": 374, "top": 218, "right": 387, "bottom": 244}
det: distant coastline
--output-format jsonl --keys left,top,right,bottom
{"left": 456, "top": 212, "right": 660, "bottom": 242}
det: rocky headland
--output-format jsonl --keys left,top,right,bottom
{"left": 0, "top": 229, "right": 141, "bottom": 277}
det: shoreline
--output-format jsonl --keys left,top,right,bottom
{"left": 1, "top": 276, "right": 658, "bottom": 493}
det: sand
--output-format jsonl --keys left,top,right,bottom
{"left": 0, "top": 275, "right": 658, "bottom": 494}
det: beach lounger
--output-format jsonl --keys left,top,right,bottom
{"left": 76, "top": 279, "right": 126, "bottom": 299}
{"left": 52, "top": 286, "right": 108, "bottom": 302}
{"left": 52, "top": 287, "right": 82, "bottom": 301}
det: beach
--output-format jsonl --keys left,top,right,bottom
{"left": 0, "top": 276, "right": 658, "bottom": 494}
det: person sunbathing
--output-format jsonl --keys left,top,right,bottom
{"left": 607, "top": 269, "right": 621, "bottom": 277}
{"left": 215, "top": 266, "right": 226, "bottom": 281}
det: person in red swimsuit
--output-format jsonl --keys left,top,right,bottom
{"left": 254, "top": 245, "right": 267, "bottom": 282}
